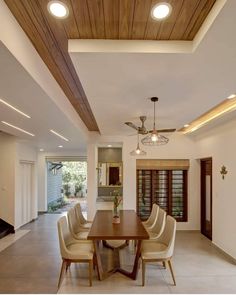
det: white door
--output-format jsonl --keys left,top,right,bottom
{"left": 20, "top": 162, "right": 33, "bottom": 226}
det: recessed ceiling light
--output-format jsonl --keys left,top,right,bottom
{"left": 151, "top": 2, "right": 172, "bottom": 20}
{"left": 50, "top": 129, "right": 69, "bottom": 141}
{"left": 227, "top": 94, "right": 236, "bottom": 99}
{"left": 0, "top": 98, "right": 31, "bottom": 118}
{"left": 1, "top": 121, "right": 35, "bottom": 136}
{"left": 47, "top": 1, "right": 69, "bottom": 19}
{"left": 58, "top": 145, "right": 63, "bottom": 148}
{"left": 39, "top": 148, "right": 44, "bottom": 152}
{"left": 107, "top": 145, "right": 112, "bottom": 147}
{"left": 184, "top": 124, "right": 189, "bottom": 128}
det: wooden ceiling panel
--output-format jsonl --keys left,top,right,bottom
{"left": 86, "top": 0, "right": 105, "bottom": 38}
{"left": 65, "top": 0, "right": 216, "bottom": 41}
{"left": 157, "top": 0, "right": 184, "bottom": 40}
{"left": 170, "top": 0, "right": 201, "bottom": 40}
{"left": 119, "top": 0, "right": 135, "bottom": 39}
{"left": 71, "top": 0, "right": 92, "bottom": 39}
{"left": 60, "top": 0, "right": 80, "bottom": 38}
{"left": 187, "top": 0, "right": 216, "bottom": 40}
{"left": 103, "top": 0, "right": 119, "bottom": 39}
{"left": 144, "top": 0, "right": 162, "bottom": 40}
{"left": 132, "top": 0, "right": 152, "bottom": 39}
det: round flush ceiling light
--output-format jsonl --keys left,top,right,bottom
{"left": 151, "top": 2, "right": 172, "bottom": 20}
{"left": 47, "top": 1, "right": 69, "bottom": 19}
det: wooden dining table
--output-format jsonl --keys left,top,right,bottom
{"left": 87, "top": 210, "right": 149, "bottom": 281}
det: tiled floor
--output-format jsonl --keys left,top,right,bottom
{"left": 0, "top": 214, "right": 235, "bottom": 294}
{"left": 0, "top": 230, "right": 30, "bottom": 253}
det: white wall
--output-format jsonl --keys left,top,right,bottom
{"left": 195, "top": 118, "right": 236, "bottom": 259}
{"left": 0, "top": 132, "right": 16, "bottom": 225}
{"left": 37, "top": 150, "right": 87, "bottom": 212}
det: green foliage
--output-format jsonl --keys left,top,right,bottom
{"left": 62, "top": 161, "right": 87, "bottom": 197}
{"left": 48, "top": 197, "right": 69, "bottom": 213}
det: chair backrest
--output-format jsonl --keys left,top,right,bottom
{"left": 158, "top": 215, "right": 176, "bottom": 258}
{"left": 151, "top": 208, "right": 166, "bottom": 236}
{"left": 75, "top": 202, "right": 87, "bottom": 224}
{"left": 68, "top": 207, "right": 79, "bottom": 235}
{"left": 57, "top": 216, "right": 72, "bottom": 259}
{"left": 147, "top": 203, "right": 159, "bottom": 226}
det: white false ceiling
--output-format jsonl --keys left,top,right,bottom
{"left": 0, "top": 42, "right": 86, "bottom": 152}
{"left": 70, "top": 0, "right": 236, "bottom": 136}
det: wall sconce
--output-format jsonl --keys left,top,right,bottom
{"left": 220, "top": 165, "right": 228, "bottom": 179}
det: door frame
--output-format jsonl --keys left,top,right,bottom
{"left": 200, "top": 157, "right": 212, "bottom": 240}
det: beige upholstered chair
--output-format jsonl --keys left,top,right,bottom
{"left": 75, "top": 202, "right": 92, "bottom": 230}
{"left": 142, "top": 203, "right": 159, "bottom": 230}
{"left": 147, "top": 208, "right": 166, "bottom": 240}
{"left": 141, "top": 215, "right": 177, "bottom": 286}
{"left": 68, "top": 208, "right": 89, "bottom": 240}
{"left": 57, "top": 216, "right": 94, "bottom": 288}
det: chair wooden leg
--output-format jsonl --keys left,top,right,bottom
{"left": 93, "top": 254, "right": 96, "bottom": 270}
{"left": 162, "top": 261, "right": 166, "bottom": 268}
{"left": 58, "top": 259, "right": 67, "bottom": 289}
{"left": 89, "top": 260, "right": 93, "bottom": 287}
{"left": 167, "top": 260, "right": 176, "bottom": 286}
{"left": 66, "top": 261, "right": 71, "bottom": 272}
{"left": 142, "top": 260, "right": 145, "bottom": 286}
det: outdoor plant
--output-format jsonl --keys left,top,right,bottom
{"left": 63, "top": 184, "right": 71, "bottom": 197}
{"left": 62, "top": 161, "right": 87, "bottom": 198}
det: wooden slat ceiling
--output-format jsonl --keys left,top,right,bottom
{"left": 4, "top": 0, "right": 216, "bottom": 132}
{"left": 64, "top": 0, "right": 216, "bottom": 40}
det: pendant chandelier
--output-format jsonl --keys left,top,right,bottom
{"left": 141, "top": 97, "right": 169, "bottom": 146}
{"left": 130, "top": 133, "right": 147, "bottom": 156}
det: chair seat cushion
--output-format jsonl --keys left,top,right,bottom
{"left": 66, "top": 242, "right": 94, "bottom": 260}
{"left": 141, "top": 241, "right": 168, "bottom": 260}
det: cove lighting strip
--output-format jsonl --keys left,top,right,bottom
{"left": 0, "top": 98, "right": 31, "bottom": 118}
{"left": 50, "top": 129, "right": 69, "bottom": 141}
{"left": 1, "top": 121, "right": 35, "bottom": 136}
{"left": 180, "top": 97, "right": 236, "bottom": 134}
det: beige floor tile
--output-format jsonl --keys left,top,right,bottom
{"left": 0, "top": 230, "right": 30, "bottom": 253}
{"left": 58, "top": 272, "right": 170, "bottom": 294}
{"left": 166, "top": 275, "right": 236, "bottom": 294}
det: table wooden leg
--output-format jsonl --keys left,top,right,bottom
{"left": 93, "top": 240, "right": 103, "bottom": 281}
{"left": 117, "top": 240, "right": 142, "bottom": 280}
{"left": 93, "top": 240, "right": 117, "bottom": 281}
